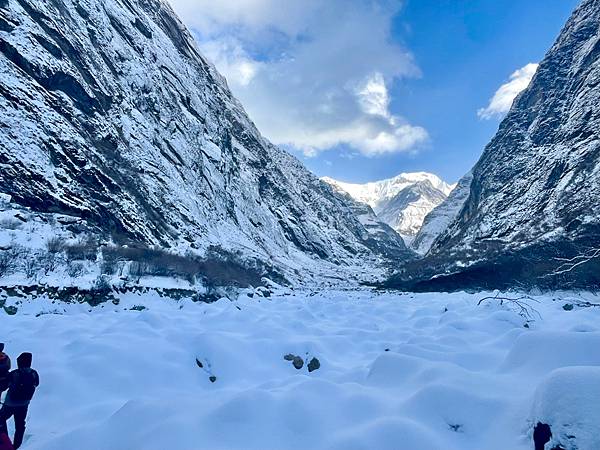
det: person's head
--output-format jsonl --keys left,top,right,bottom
{"left": 0, "top": 343, "right": 4, "bottom": 353}
{"left": 16, "top": 352, "right": 32, "bottom": 369}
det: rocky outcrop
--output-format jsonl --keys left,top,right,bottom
{"left": 0, "top": 0, "right": 408, "bottom": 283}
{"left": 386, "top": 0, "right": 600, "bottom": 291}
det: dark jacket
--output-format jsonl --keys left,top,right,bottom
{"left": 3, "top": 353, "right": 39, "bottom": 408}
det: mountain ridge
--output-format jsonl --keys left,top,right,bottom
{"left": 386, "top": 0, "right": 600, "bottom": 291}
{"left": 0, "top": 0, "right": 409, "bottom": 286}
{"left": 323, "top": 172, "right": 455, "bottom": 243}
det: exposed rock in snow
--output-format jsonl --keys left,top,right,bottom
{"left": 386, "top": 0, "right": 600, "bottom": 290}
{"left": 0, "top": 0, "right": 408, "bottom": 285}
{"left": 323, "top": 172, "right": 455, "bottom": 243}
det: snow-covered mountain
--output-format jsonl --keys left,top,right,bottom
{"left": 0, "top": 0, "right": 409, "bottom": 286}
{"left": 411, "top": 172, "right": 473, "bottom": 255}
{"left": 323, "top": 173, "right": 455, "bottom": 243}
{"left": 387, "top": 0, "right": 600, "bottom": 291}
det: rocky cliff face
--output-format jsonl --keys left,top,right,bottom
{"left": 387, "top": 0, "right": 600, "bottom": 290}
{"left": 326, "top": 189, "right": 416, "bottom": 262}
{"left": 0, "top": 0, "right": 407, "bottom": 284}
{"left": 411, "top": 172, "right": 473, "bottom": 255}
{"left": 323, "top": 173, "right": 455, "bottom": 244}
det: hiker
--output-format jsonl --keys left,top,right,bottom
{"left": 0, "top": 345, "right": 10, "bottom": 396}
{"left": 0, "top": 353, "right": 39, "bottom": 450}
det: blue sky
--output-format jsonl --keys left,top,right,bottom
{"left": 170, "top": 0, "right": 579, "bottom": 183}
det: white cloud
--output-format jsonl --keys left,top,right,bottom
{"left": 478, "top": 63, "right": 539, "bottom": 120}
{"left": 199, "top": 38, "right": 261, "bottom": 87}
{"left": 168, "top": 0, "right": 429, "bottom": 157}
{"left": 356, "top": 73, "right": 391, "bottom": 118}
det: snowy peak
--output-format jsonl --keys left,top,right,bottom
{"left": 323, "top": 173, "right": 455, "bottom": 241}
{"left": 410, "top": 172, "right": 473, "bottom": 255}
{"left": 323, "top": 173, "right": 454, "bottom": 208}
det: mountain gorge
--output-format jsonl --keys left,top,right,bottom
{"left": 0, "top": 2, "right": 599, "bottom": 449}
{"left": 0, "top": 0, "right": 598, "bottom": 293}
{"left": 0, "top": 0, "right": 410, "bottom": 286}
{"left": 388, "top": 0, "right": 600, "bottom": 291}
{"left": 323, "top": 173, "right": 455, "bottom": 245}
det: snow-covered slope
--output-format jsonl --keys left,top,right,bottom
{"left": 323, "top": 173, "right": 455, "bottom": 243}
{"left": 327, "top": 189, "right": 416, "bottom": 261}
{"left": 387, "top": 0, "right": 600, "bottom": 290}
{"left": 411, "top": 172, "right": 473, "bottom": 255}
{"left": 2, "top": 288, "right": 600, "bottom": 450}
{"left": 0, "top": 0, "right": 408, "bottom": 285}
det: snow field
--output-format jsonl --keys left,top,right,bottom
{"left": 1, "top": 290, "right": 599, "bottom": 449}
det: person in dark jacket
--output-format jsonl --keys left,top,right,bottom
{"left": 0, "top": 344, "right": 10, "bottom": 395}
{"left": 0, "top": 353, "right": 39, "bottom": 450}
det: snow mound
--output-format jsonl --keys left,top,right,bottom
{"left": 530, "top": 366, "right": 600, "bottom": 450}
{"left": 367, "top": 353, "right": 425, "bottom": 387}
{"left": 1, "top": 289, "right": 600, "bottom": 449}
{"left": 327, "top": 417, "right": 444, "bottom": 450}
{"left": 501, "top": 331, "right": 600, "bottom": 373}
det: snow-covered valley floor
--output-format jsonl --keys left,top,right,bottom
{"left": 1, "top": 289, "right": 599, "bottom": 450}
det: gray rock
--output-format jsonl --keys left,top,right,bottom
{"left": 284, "top": 353, "right": 305, "bottom": 369}
{"left": 307, "top": 357, "right": 321, "bottom": 373}
{"left": 3, "top": 306, "right": 17, "bottom": 315}
{"left": 292, "top": 356, "right": 304, "bottom": 370}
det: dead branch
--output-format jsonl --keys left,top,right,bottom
{"left": 550, "top": 246, "right": 600, "bottom": 276}
{"left": 478, "top": 293, "right": 542, "bottom": 322}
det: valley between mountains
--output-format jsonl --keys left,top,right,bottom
{"left": 0, "top": 0, "right": 599, "bottom": 449}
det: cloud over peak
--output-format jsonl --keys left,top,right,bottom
{"left": 168, "top": 0, "right": 429, "bottom": 157}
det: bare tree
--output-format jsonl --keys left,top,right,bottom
{"left": 23, "top": 253, "right": 40, "bottom": 280}
{"left": 551, "top": 246, "right": 600, "bottom": 276}
{"left": 0, "top": 251, "right": 13, "bottom": 277}
{"left": 66, "top": 261, "right": 85, "bottom": 278}
{"left": 46, "top": 236, "right": 66, "bottom": 254}
{"left": 478, "top": 293, "right": 542, "bottom": 322}
{"left": 38, "top": 252, "right": 62, "bottom": 275}
{"left": 0, "top": 245, "right": 27, "bottom": 277}
{"left": 0, "top": 218, "right": 22, "bottom": 230}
